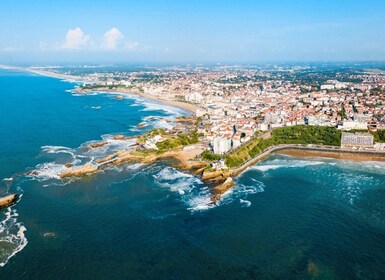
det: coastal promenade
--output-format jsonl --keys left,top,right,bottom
{"left": 231, "top": 144, "right": 385, "bottom": 176}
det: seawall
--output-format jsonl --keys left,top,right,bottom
{"left": 231, "top": 144, "right": 385, "bottom": 177}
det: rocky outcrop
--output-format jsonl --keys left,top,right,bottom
{"left": 113, "top": 135, "right": 130, "bottom": 140}
{"left": 83, "top": 141, "right": 108, "bottom": 150}
{"left": 191, "top": 167, "right": 206, "bottom": 175}
{"left": 136, "top": 122, "right": 147, "bottom": 128}
{"left": 201, "top": 170, "right": 230, "bottom": 181}
{"left": 211, "top": 177, "right": 234, "bottom": 203}
{"left": 60, "top": 163, "right": 99, "bottom": 178}
{"left": 0, "top": 194, "right": 18, "bottom": 208}
{"left": 177, "top": 161, "right": 207, "bottom": 171}
{"left": 89, "top": 141, "right": 108, "bottom": 149}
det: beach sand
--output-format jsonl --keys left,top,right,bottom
{"left": 104, "top": 87, "right": 198, "bottom": 115}
{"left": 28, "top": 69, "right": 84, "bottom": 82}
{"left": 278, "top": 149, "right": 385, "bottom": 162}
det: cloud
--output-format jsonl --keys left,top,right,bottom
{"left": 102, "top": 28, "right": 124, "bottom": 50}
{"left": 62, "top": 27, "right": 90, "bottom": 49}
{"left": 125, "top": 41, "right": 139, "bottom": 50}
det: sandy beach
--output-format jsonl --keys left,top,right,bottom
{"left": 28, "top": 69, "right": 84, "bottom": 82}
{"left": 103, "top": 87, "right": 198, "bottom": 115}
{"left": 278, "top": 149, "right": 385, "bottom": 162}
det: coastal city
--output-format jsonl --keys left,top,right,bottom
{"left": 2, "top": 0, "right": 385, "bottom": 278}
{"left": 45, "top": 64, "right": 385, "bottom": 155}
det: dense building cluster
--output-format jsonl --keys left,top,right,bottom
{"left": 61, "top": 65, "right": 385, "bottom": 154}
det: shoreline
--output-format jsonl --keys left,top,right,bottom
{"left": 277, "top": 149, "right": 385, "bottom": 162}
{"left": 231, "top": 144, "right": 385, "bottom": 177}
{"left": 28, "top": 69, "right": 84, "bottom": 82}
{"left": 0, "top": 64, "right": 197, "bottom": 115}
{"left": 5, "top": 64, "right": 385, "bottom": 201}
{"left": 80, "top": 87, "right": 198, "bottom": 115}
{"left": 0, "top": 65, "right": 85, "bottom": 82}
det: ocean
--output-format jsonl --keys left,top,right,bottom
{"left": 0, "top": 69, "right": 385, "bottom": 279}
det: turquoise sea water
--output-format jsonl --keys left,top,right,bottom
{"left": 1, "top": 69, "right": 385, "bottom": 279}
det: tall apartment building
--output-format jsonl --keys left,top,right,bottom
{"left": 213, "top": 137, "right": 232, "bottom": 155}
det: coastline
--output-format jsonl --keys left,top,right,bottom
{"left": 5, "top": 64, "right": 385, "bottom": 201}
{"left": 231, "top": 144, "right": 385, "bottom": 177}
{"left": 33, "top": 68, "right": 198, "bottom": 115}
{"left": 0, "top": 65, "right": 84, "bottom": 82}
{"left": 28, "top": 69, "right": 84, "bottom": 82}
{"left": 0, "top": 64, "right": 197, "bottom": 115}
{"left": 278, "top": 149, "right": 385, "bottom": 162}
{"left": 81, "top": 87, "right": 198, "bottom": 115}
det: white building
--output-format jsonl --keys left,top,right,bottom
{"left": 321, "top": 84, "right": 335, "bottom": 90}
{"left": 212, "top": 137, "right": 232, "bottom": 155}
{"left": 341, "top": 132, "right": 373, "bottom": 149}
{"left": 186, "top": 92, "right": 203, "bottom": 103}
{"left": 338, "top": 121, "right": 368, "bottom": 130}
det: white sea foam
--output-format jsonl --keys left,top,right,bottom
{"left": 84, "top": 136, "right": 136, "bottom": 157}
{"left": 30, "top": 162, "right": 68, "bottom": 181}
{"left": 338, "top": 160, "right": 385, "bottom": 175}
{"left": 151, "top": 118, "right": 175, "bottom": 130}
{"left": 240, "top": 199, "right": 252, "bottom": 207}
{"left": 330, "top": 173, "right": 378, "bottom": 205}
{"left": 186, "top": 187, "right": 215, "bottom": 211}
{"left": 125, "top": 163, "right": 144, "bottom": 170}
{"left": 153, "top": 167, "right": 200, "bottom": 194}
{"left": 0, "top": 207, "right": 28, "bottom": 267}
{"left": 41, "top": 145, "right": 77, "bottom": 159}
{"left": 140, "top": 100, "right": 185, "bottom": 116}
{"left": 151, "top": 165, "right": 267, "bottom": 211}
{"left": 251, "top": 158, "right": 326, "bottom": 172}
{"left": 152, "top": 166, "right": 215, "bottom": 211}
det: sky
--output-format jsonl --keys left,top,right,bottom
{"left": 1, "top": 0, "right": 385, "bottom": 64}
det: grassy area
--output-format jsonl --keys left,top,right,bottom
{"left": 137, "top": 128, "right": 167, "bottom": 144}
{"left": 201, "top": 151, "right": 223, "bottom": 161}
{"left": 136, "top": 127, "right": 199, "bottom": 153}
{"left": 155, "top": 131, "right": 199, "bottom": 151}
{"left": 224, "top": 126, "right": 342, "bottom": 168}
{"left": 373, "top": 130, "right": 385, "bottom": 143}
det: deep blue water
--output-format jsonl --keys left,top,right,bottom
{"left": 1, "top": 69, "right": 385, "bottom": 279}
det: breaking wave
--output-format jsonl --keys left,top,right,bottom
{"left": 151, "top": 166, "right": 266, "bottom": 212}
{"left": 0, "top": 205, "right": 28, "bottom": 267}
{"left": 27, "top": 134, "right": 138, "bottom": 184}
{"left": 250, "top": 158, "right": 327, "bottom": 172}
{"left": 152, "top": 166, "right": 215, "bottom": 212}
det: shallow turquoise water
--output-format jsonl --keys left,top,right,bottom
{"left": 1, "top": 69, "right": 385, "bottom": 279}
